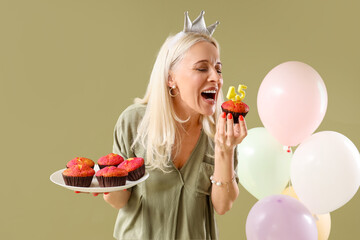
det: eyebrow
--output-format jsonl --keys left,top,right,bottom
{"left": 193, "top": 60, "right": 222, "bottom": 66}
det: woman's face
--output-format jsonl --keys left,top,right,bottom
{"left": 170, "top": 41, "right": 223, "bottom": 117}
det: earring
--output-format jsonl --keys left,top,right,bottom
{"left": 169, "top": 85, "right": 179, "bottom": 97}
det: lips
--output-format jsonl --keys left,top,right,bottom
{"left": 201, "top": 87, "right": 218, "bottom": 101}
{"left": 201, "top": 89, "right": 216, "bottom": 100}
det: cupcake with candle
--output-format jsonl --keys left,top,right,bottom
{"left": 221, "top": 84, "right": 249, "bottom": 123}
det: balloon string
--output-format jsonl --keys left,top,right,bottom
{"left": 283, "top": 146, "right": 291, "bottom": 153}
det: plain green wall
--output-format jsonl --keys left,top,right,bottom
{"left": 1, "top": 0, "right": 359, "bottom": 239}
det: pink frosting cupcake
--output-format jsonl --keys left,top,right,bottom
{"left": 97, "top": 153, "right": 124, "bottom": 169}
{"left": 62, "top": 164, "right": 95, "bottom": 187}
{"left": 118, "top": 157, "right": 145, "bottom": 181}
{"left": 96, "top": 166, "right": 128, "bottom": 187}
{"left": 66, "top": 157, "right": 95, "bottom": 169}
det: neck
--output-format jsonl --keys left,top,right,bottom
{"left": 172, "top": 99, "right": 202, "bottom": 132}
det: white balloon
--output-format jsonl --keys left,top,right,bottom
{"left": 291, "top": 131, "right": 360, "bottom": 214}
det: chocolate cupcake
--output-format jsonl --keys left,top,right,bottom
{"left": 96, "top": 166, "right": 128, "bottom": 187}
{"left": 221, "top": 85, "right": 249, "bottom": 123}
{"left": 118, "top": 157, "right": 145, "bottom": 181}
{"left": 66, "top": 157, "right": 95, "bottom": 169}
{"left": 97, "top": 153, "right": 124, "bottom": 169}
{"left": 221, "top": 100, "right": 249, "bottom": 123}
{"left": 62, "top": 164, "right": 95, "bottom": 187}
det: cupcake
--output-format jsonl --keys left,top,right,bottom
{"left": 66, "top": 157, "right": 95, "bottom": 169}
{"left": 97, "top": 153, "right": 124, "bottom": 169}
{"left": 62, "top": 164, "right": 95, "bottom": 187}
{"left": 118, "top": 157, "right": 145, "bottom": 181}
{"left": 221, "top": 85, "right": 249, "bottom": 123}
{"left": 96, "top": 166, "right": 128, "bottom": 187}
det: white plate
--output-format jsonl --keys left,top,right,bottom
{"left": 50, "top": 166, "right": 149, "bottom": 193}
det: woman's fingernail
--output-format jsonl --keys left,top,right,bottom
{"left": 123, "top": 189, "right": 127, "bottom": 191}
{"left": 240, "top": 115, "right": 244, "bottom": 121}
{"left": 75, "top": 191, "right": 80, "bottom": 194}
{"left": 222, "top": 112, "right": 226, "bottom": 118}
{"left": 93, "top": 193, "right": 99, "bottom": 197}
{"left": 104, "top": 192, "right": 109, "bottom": 195}
{"left": 228, "top": 113, "right": 233, "bottom": 120}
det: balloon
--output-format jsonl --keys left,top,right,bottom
{"left": 257, "top": 61, "right": 328, "bottom": 146}
{"left": 315, "top": 213, "right": 331, "bottom": 240}
{"left": 237, "top": 127, "right": 292, "bottom": 200}
{"left": 282, "top": 187, "right": 331, "bottom": 240}
{"left": 246, "top": 195, "right": 318, "bottom": 240}
{"left": 282, "top": 185, "right": 299, "bottom": 199}
{"left": 291, "top": 131, "right": 360, "bottom": 214}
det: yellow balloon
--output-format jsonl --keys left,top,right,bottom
{"left": 282, "top": 186, "right": 299, "bottom": 199}
{"left": 282, "top": 186, "right": 331, "bottom": 240}
{"left": 314, "top": 213, "right": 331, "bottom": 240}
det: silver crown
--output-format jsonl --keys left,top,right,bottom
{"left": 183, "top": 11, "right": 219, "bottom": 36}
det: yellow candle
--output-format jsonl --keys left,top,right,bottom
{"left": 226, "top": 86, "right": 237, "bottom": 101}
{"left": 226, "top": 84, "right": 247, "bottom": 101}
{"left": 238, "top": 84, "right": 247, "bottom": 101}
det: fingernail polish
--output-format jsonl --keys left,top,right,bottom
{"left": 240, "top": 115, "right": 244, "bottom": 121}
{"left": 123, "top": 189, "right": 127, "bottom": 191}
{"left": 222, "top": 112, "right": 226, "bottom": 118}
{"left": 104, "top": 192, "right": 109, "bottom": 195}
{"left": 75, "top": 191, "right": 80, "bottom": 194}
{"left": 228, "top": 113, "right": 233, "bottom": 119}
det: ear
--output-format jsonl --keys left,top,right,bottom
{"left": 167, "top": 71, "right": 176, "bottom": 88}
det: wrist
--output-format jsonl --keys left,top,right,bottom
{"left": 215, "top": 145, "right": 234, "bottom": 158}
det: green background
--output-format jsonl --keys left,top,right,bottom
{"left": 1, "top": 0, "right": 359, "bottom": 239}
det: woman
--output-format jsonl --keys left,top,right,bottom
{"left": 104, "top": 11, "right": 247, "bottom": 240}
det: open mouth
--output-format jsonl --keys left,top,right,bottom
{"left": 201, "top": 90, "right": 216, "bottom": 101}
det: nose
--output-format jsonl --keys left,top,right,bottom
{"left": 208, "top": 67, "right": 222, "bottom": 83}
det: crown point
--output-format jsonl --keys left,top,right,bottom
{"left": 181, "top": 11, "right": 219, "bottom": 36}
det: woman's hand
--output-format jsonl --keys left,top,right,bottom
{"left": 211, "top": 112, "right": 247, "bottom": 214}
{"left": 103, "top": 189, "right": 131, "bottom": 209}
{"left": 74, "top": 189, "right": 130, "bottom": 209}
{"left": 215, "top": 112, "right": 247, "bottom": 153}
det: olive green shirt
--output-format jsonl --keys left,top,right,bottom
{"left": 112, "top": 104, "right": 238, "bottom": 240}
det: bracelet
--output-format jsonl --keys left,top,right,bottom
{"left": 210, "top": 174, "right": 236, "bottom": 192}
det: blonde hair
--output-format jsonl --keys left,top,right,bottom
{"left": 133, "top": 32, "right": 224, "bottom": 172}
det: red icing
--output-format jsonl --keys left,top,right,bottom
{"left": 95, "top": 166, "right": 128, "bottom": 177}
{"left": 97, "top": 153, "right": 124, "bottom": 165}
{"left": 118, "top": 157, "right": 144, "bottom": 172}
{"left": 221, "top": 100, "right": 249, "bottom": 113}
{"left": 63, "top": 164, "right": 95, "bottom": 177}
{"left": 66, "top": 157, "right": 95, "bottom": 168}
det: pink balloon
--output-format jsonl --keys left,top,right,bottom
{"left": 257, "top": 61, "right": 327, "bottom": 146}
{"left": 246, "top": 195, "right": 318, "bottom": 240}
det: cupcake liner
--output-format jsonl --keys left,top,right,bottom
{"left": 62, "top": 175, "right": 93, "bottom": 187}
{"left": 221, "top": 107, "right": 248, "bottom": 124}
{"left": 96, "top": 176, "right": 127, "bottom": 187}
{"left": 127, "top": 164, "right": 145, "bottom": 181}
